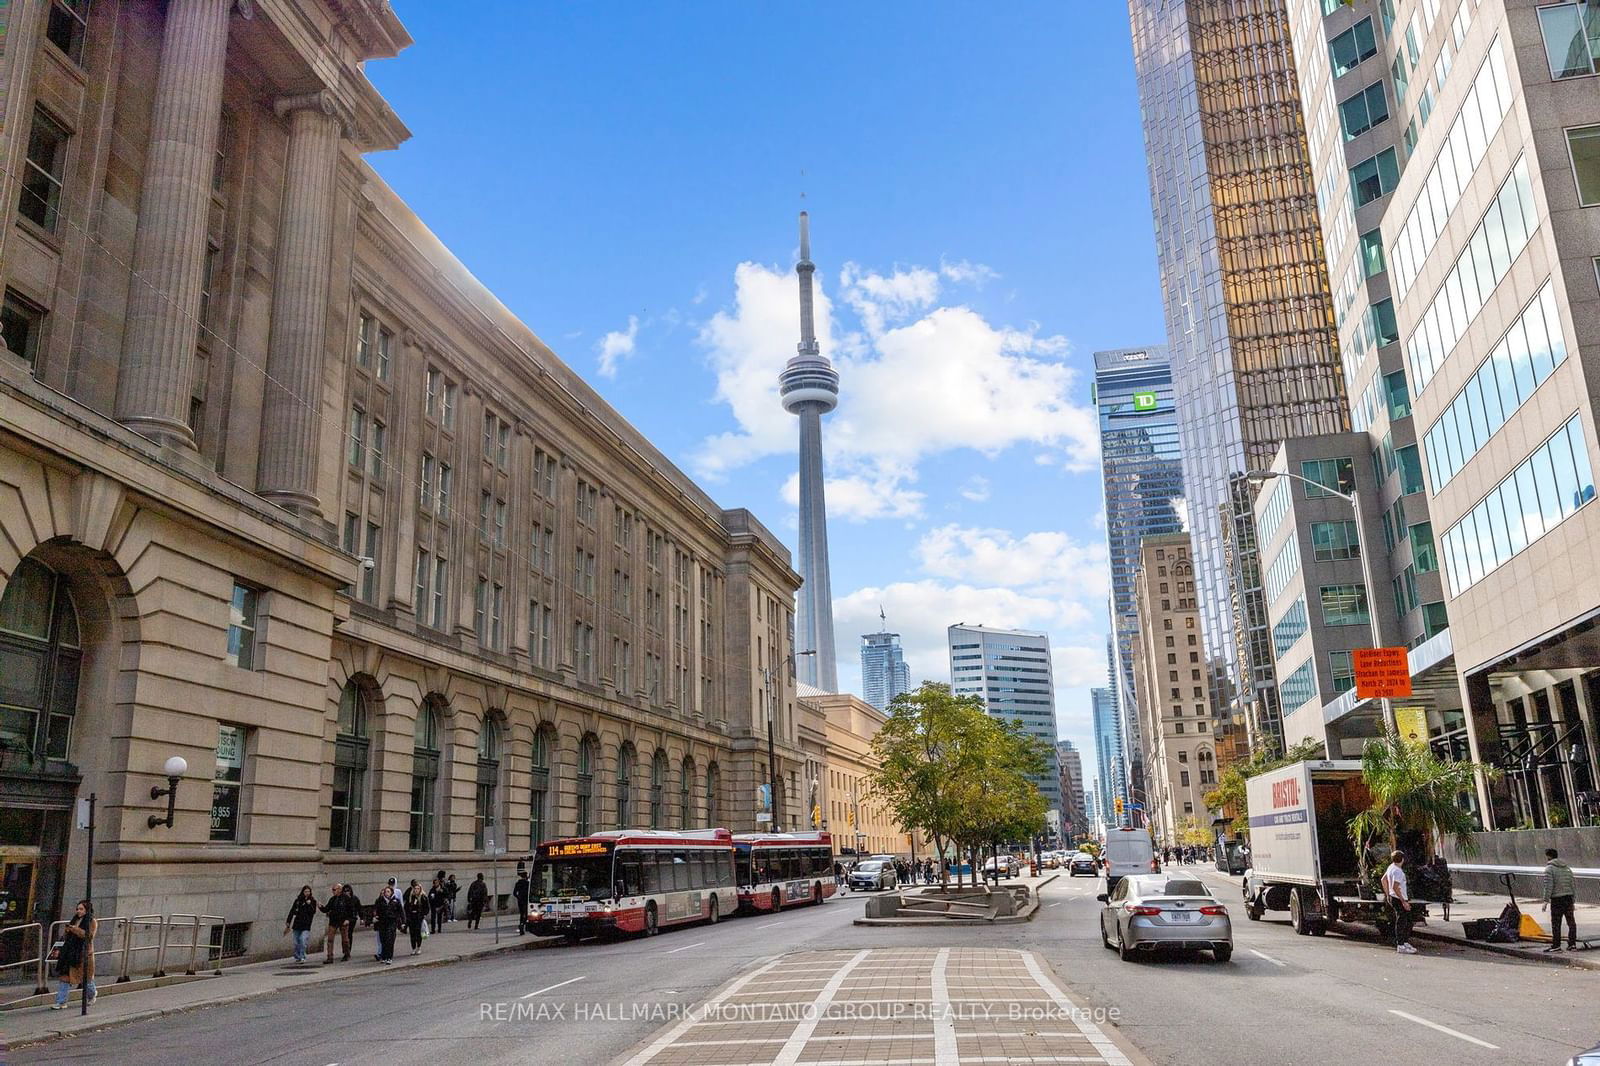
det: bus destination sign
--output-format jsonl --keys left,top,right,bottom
{"left": 545, "top": 841, "right": 608, "bottom": 857}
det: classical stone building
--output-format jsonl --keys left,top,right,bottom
{"left": 1131, "top": 533, "right": 1219, "bottom": 849}
{"left": 800, "top": 689, "right": 922, "bottom": 860}
{"left": 0, "top": 0, "right": 805, "bottom": 958}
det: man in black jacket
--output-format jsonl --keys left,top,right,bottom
{"left": 371, "top": 886, "right": 403, "bottom": 964}
{"left": 320, "top": 882, "right": 352, "bottom": 963}
{"left": 513, "top": 871, "right": 531, "bottom": 935}
{"left": 466, "top": 873, "right": 489, "bottom": 929}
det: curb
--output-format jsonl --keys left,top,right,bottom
{"left": 1408, "top": 927, "right": 1600, "bottom": 970}
{"left": 851, "top": 875, "right": 1060, "bottom": 926}
{"left": 7, "top": 936, "right": 545, "bottom": 1049}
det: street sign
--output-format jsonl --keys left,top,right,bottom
{"left": 483, "top": 828, "right": 506, "bottom": 856}
{"left": 1353, "top": 646, "right": 1412, "bottom": 699}
{"left": 755, "top": 812, "right": 772, "bottom": 824}
{"left": 1394, "top": 705, "right": 1428, "bottom": 746}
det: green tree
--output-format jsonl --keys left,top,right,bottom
{"left": 1204, "top": 737, "right": 1326, "bottom": 836}
{"left": 1175, "top": 815, "right": 1213, "bottom": 848}
{"left": 1348, "top": 727, "right": 1497, "bottom": 862}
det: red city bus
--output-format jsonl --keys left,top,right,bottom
{"left": 732, "top": 831, "right": 837, "bottom": 912}
{"left": 528, "top": 828, "right": 736, "bottom": 940}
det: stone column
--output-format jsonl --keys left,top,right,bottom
{"left": 114, "top": 0, "right": 233, "bottom": 447}
{"left": 256, "top": 93, "right": 344, "bottom": 513}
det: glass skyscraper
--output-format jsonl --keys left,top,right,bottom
{"left": 1091, "top": 684, "right": 1124, "bottom": 827}
{"left": 860, "top": 629, "right": 911, "bottom": 711}
{"left": 948, "top": 624, "right": 1062, "bottom": 815}
{"left": 1095, "top": 346, "right": 1184, "bottom": 804}
{"left": 1128, "top": 0, "right": 1350, "bottom": 757}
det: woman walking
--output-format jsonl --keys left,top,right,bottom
{"left": 51, "top": 900, "right": 97, "bottom": 1010}
{"left": 284, "top": 885, "right": 318, "bottom": 964}
{"left": 428, "top": 876, "right": 449, "bottom": 934}
{"left": 403, "top": 880, "right": 429, "bottom": 955}
{"left": 371, "top": 884, "right": 403, "bottom": 964}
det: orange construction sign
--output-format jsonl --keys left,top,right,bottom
{"left": 1353, "top": 647, "right": 1412, "bottom": 699}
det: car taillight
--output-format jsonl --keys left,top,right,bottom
{"left": 1200, "top": 905, "right": 1227, "bottom": 916}
{"left": 1125, "top": 904, "right": 1161, "bottom": 915}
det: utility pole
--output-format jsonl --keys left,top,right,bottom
{"left": 763, "top": 666, "right": 780, "bottom": 828}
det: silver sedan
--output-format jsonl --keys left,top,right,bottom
{"left": 1098, "top": 875, "right": 1233, "bottom": 962}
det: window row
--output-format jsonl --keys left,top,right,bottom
{"left": 1423, "top": 281, "right": 1567, "bottom": 491}
{"left": 1311, "top": 519, "right": 1361, "bottom": 561}
{"left": 1537, "top": 2, "right": 1600, "bottom": 80}
{"left": 1279, "top": 659, "right": 1319, "bottom": 715}
{"left": 1302, "top": 456, "right": 1355, "bottom": 498}
{"left": 1406, "top": 155, "right": 1538, "bottom": 394}
{"left": 1439, "top": 415, "right": 1596, "bottom": 596}
{"left": 1320, "top": 583, "right": 1370, "bottom": 628}
{"left": 1389, "top": 38, "right": 1513, "bottom": 302}
{"left": 1272, "top": 597, "right": 1308, "bottom": 658}
{"left": 1258, "top": 478, "right": 1291, "bottom": 546}
{"left": 1264, "top": 535, "right": 1302, "bottom": 605}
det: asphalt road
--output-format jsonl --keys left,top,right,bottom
{"left": 11, "top": 870, "right": 1598, "bottom": 1066}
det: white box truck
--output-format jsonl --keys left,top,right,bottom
{"left": 1242, "top": 760, "right": 1425, "bottom": 937}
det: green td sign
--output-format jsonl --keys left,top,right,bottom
{"left": 1131, "top": 390, "right": 1158, "bottom": 412}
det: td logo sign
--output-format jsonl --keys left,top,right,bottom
{"left": 1131, "top": 390, "right": 1158, "bottom": 412}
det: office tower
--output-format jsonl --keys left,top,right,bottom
{"left": 860, "top": 618, "right": 911, "bottom": 711}
{"left": 1095, "top": 345, "right": 1184, "bottom": 808}
{"left": 1131, "top": 533, "right": 1219, "bottom": 846}
{"left": 1092, "top": 684, "right": 1125, "bottom": 826}
{"left": 948, "top": 624, "right": 1062, "bottom": 815}
{"left": 1128, "top": 0, "right": 1351, "bottom": 757}
{"left": 1057, "top": 740, "right": 1086, "bottom": 838}
{"left": 779, "top": 212, "right": 840, "bottom": 691}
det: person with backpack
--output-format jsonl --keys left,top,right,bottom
{"left": 284, "top": 885, "right": 318, "bottom": 964}
{"left": 1541, "top": 847, "right": 1578, "bottom": 952}
{"left": 371, "top": 885, "right": 403, "bottom": 964}
{"left": 50, "top": 900, "right": 97, "bottom": 1010}
{"left": 466, "top": 872, "right": 489, "bottom": 929}
{"left": 403, "top": 880, "right": 429, "bottom": 955}
{"left": 1382, "top": 850, "right": 1418, "bottom": 955}
{"left": 513, "top": 870, "right": 531, "bottom": 935}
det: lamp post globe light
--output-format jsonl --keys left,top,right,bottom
{"left": 1243, "top": 469, "right": 1396, "bottom": 733}
{"left": 149, "top": 755, "right": 189, "bottom": 829}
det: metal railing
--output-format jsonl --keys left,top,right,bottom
{"left": 0, "top": 923, "right": 49, "bottom": 995}
{"left": 166, "top": 915, "right": 227, "bottom": 976}
{"left": 1, "top": 911, "right": 229, "bottom": 1004}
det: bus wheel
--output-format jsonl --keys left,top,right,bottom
{"left": 644, "top": 902, "right": 659, "bottom": 936}
{"left": 771, "top": 888, "right": 782, "bottom": 912}
{"left": 708, "top": 896, "right": 720, "bottom": 924}
{"left": 813, "top": 883, "right": 823, "bottom": 905}
{"left": 563, "top": 931, "right": 582, "bottom": 945}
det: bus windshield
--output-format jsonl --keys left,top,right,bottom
{"left": 534, "top": 854, "right": 614, "bottom": 901}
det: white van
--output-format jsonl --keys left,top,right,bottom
{"left": 1101, "top": 828, "right": 1157, "bottom": 892}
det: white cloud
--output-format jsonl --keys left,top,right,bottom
{"left": 595, "top": 315, "right": 640, "bottom": 379}
{"left": 690, "top": 260, "right": 1099, "bottom": 496}
{"left": 959, "top": 475, "right": 991, "bottom": 503}
{"left": 940, "top": 259, "right": 1000, "bottom": 286}
{"left": 1173, "top": 496, "right": 1190, "bottom": 532}
{"left": 780, "top": 471, "right": 925, "bottom": 522}
{"left": 916, "top": 524, "right": 1108, "bottom": 608}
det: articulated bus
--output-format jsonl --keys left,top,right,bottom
{"left": 732, "top": 831, "right": 837, "bottom": 912}
{"left": 528, "top": 828, "right": 737, "bottom": 939}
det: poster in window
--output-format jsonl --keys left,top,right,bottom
{"left": 211, "top": 724, "right": 243, "bottom": 841}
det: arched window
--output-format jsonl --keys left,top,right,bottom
{"left": 679, "top": 757, "right": 694, "bottom": 829}
{"left": 650, "top": 750, "right": 667, "bottom": 828}
{"left": 0, "top": 558, "right": 81, "bottom": 762}
{"left": 615, "top": 743, "right": 635, "bottom": 828}
{"left": 705, "top": 761, "right": 719, "bottom": 827}
{"left": 475, "top": 714, "right": 502, "bottom": 849}
{"left": 530, "top": 724, "right": 555, "bottom": 847}
{"left": 576, "top": 734, "right": 597, "bottom": 835}
{"left": 331, "top": 680, "right": 371, "bottom": 851}
{"left": 409, "top": 699, "right": 443, "bottom": 851}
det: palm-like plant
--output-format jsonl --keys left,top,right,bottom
{"left": 1348, "top": 728, "right": 1496, "bottom": 858}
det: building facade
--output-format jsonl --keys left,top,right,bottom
{"left": 948, "top": 624, "right": 1062, "bottom": 816}
{"left": 1091, "top": 684, "right": 1124, "bottom": 826}
{"left": 802, "top": 691, "right": 921, "bottom": 859}
{"left": 1130, "top": 533, "right": 1219, "bottom": 846}
{"left": 859, "top": 628, "right": 911, "bottom": 711}
{"left": 1094, "top": 345, "right": 1184, "bottom": 807}
{"left": 1128, "top": 0, "right": 1353, "bottom": 758}
{"left": 1056, "top": 739, "right": 1086, "bottom": 840}
{"left": 0, "top": 0, "right": 807, "bottom": 958}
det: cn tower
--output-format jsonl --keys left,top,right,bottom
{"left": 779, "top": 212, "right": 840, "bottom": 692}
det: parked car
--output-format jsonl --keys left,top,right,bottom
{"left": 849, "top": 860, "right": 898, "bottom": 892}
{"left": 1097, "top": 875, "right": 1232, "bottom": 963}
{"left": 1069, "top": 853, "right": 1099, "bottom": 877}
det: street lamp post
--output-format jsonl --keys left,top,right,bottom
{"left": 1244, "top": 469, "right": 1396, "bottom": 733}
{"left": 763, "top": 649, "right": 817, "bottom": 830}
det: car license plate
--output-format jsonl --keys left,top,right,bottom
{"left": 1167, "top": 911, "right": 1193, "bottom": 923}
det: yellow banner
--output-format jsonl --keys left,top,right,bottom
{"left": 1394, "top": 705, "right": 1428, "bottom": 746}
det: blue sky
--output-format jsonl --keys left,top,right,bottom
{"left": 369, "top": 1, "right": 1164, "bottom": 775}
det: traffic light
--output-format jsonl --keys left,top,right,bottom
{"left": 845, "top": 808, "right": 856, "bottom": 826}
{"left": 811, "top": 804, "right": 822, "bottom": 827}
{"left": 1114, "top": 796, "right": 1125, "bottom": 816}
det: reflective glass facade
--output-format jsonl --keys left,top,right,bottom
{"left": 1095, "top": 346, "right": 1183, "bottom": 801}
{"left": 1130, "top": 0, "right": 1350, "bottom": 756}
{"left": 948, "top": 624, "right": 1062, "bottom": 812}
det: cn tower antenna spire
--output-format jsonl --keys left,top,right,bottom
{"left": 796, "top": 211, "right": 820, "bottom": 357}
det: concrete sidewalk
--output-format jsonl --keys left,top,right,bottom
{"left": 0, "top": 918, "right": 551, "bottom": 1049}
{"left": 1409, "top": 888, "right": 1600, "bottom": 968}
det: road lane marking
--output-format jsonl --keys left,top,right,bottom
{"left": 520, "top": 975, "right": 586, "bottom": 999}
{"left": 1249, "top": 949, "right": 1286, "bottom": 967}
{"left": 621, "top": 956, "right": 784, "bottom": 1064}
{"left": 930, "top": 947, "right": 958, "bottom": 1066}
{"left": 664, "top": 941, "right": 705, "bottom": 953}
{"left": 1046, "top": 902, "right": 1062, "bottom": 908}
{"left": 1020, "top": 951, "right": 1133, "bottom": 1066}
{"left": 1388, "top": 1009, "right": 1499, "bottom": 1049}
{"left": 770, "top": 949, "right": 872, "bottom": 1066}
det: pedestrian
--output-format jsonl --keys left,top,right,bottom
{"left": 341, "top": 882, "right": 363, "bottom": 948}
{"left": 320, "top": 881, "right": 352, "bottom": 963}
{"left": 445, "top": 874, "right": 460, "bottom": 921}
{"left": 833, "top": 860, "right": 844, "bottom": 887}
{"left": 50, "top": 899, "right": 96, "bottom": 1010}
{"left": 403, "top": 879, "right": 429, "bottom": 955}
{"left": 284, "top": 884, "right": 318, "bottom": 964}
{"left": 1541, "top": 847, "right": 1578, "bottom": 952}
{"left": 514, "top": 870, "right": 531, "bottom": 935}
{"left": 372, "top": 885, "right": 403, "bottom": 964}
{"left": 428, "top": 876, "right": 449, "bottom": 934}
{"left": 1382, "top": 850, "right": 1418, "bottom": 955}
{"left": 466, "top": 872, "right": 489, "bottom": 929}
